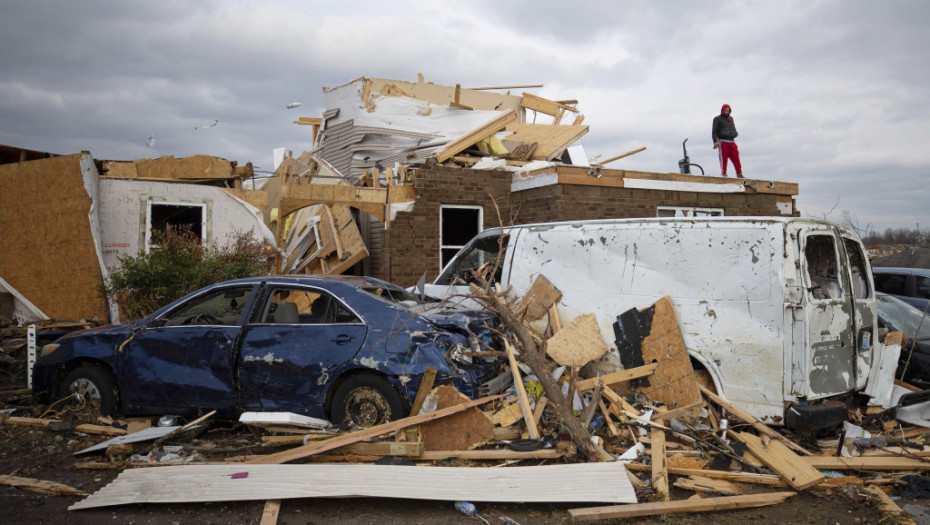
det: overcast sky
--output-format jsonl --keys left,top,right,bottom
{"left": 2, "top": 0, "right": 928, "bottom": 233}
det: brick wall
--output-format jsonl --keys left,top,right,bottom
{"left": 381, "top": 166, "right": 792, "bottom": 286}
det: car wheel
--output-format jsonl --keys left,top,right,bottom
{"left": 330, "top": 375, "right": 405, "bottom": 426}
{"left": 59, "top": 366, "right": 118, "bottom": 416}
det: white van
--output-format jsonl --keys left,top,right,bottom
{"left": 423, "top": 217, "right": 877, "bottom": 427}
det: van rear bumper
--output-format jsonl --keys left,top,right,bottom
{"left": 785, "top": 401, "right": 847, "bottom": 431}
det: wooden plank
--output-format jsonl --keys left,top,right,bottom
{"left": 700, "top": 385, "right": 811, "bottom": 455}
{"left": 2, "top": 416, "right": 62, "bottom": 428}
{"left": 503, "top": 124, "right": 588, "bottom": 160}
{"left": 730, "top": 431, "right": 824, "bottom": 490}
{"left": 866, "top": 486, "right": 918, "bottom": 524}
{"left": 73, "top": 424, "right": 127, "bottom": 437}
{"left": 803, "top": 456, "right": 930, "bottom": 470}
{"left": 491, "top": 401, "right": 524, "bottom": 427}
{"left": 70, "top": 462, "right": 635, "bottom": 510}
{"left": 504, "top": 340, "right": 540, "bottom": 439}
{"left": 520, "top": 92, "right": 577, "bottom": 116}
{"left": 598, "top": 399, "right": 619, "bottom": 437}
{"left": 415, "top": 449, "right": 563, "bottom": 461}
{"left": 576, "top": 363, "right": 658, "bottom": 391}
{"left": 673, "top": 475, "right": 742, "bottom": 496}
{"left": 332, "top": 442, "right": 424, "bottom": 456}
{"left": 246, "top": 394, "right": 502, "bottom": 464}
{"left": 590, "top": 147, "right": 647, "bottom": 166}
{"left": 651, "top": 428, "right": 669, "bottom": 501}
{"left": 624, "top": 464, "right": 785, "bottom": 486}
{"left": 0, "top": 474, "right": 88, "bottom": 497}
{"left": 569, "top": 492, "right": 796, "bottom": 522}
{"left": 260, "top": 499, "right": 281, "bottom": 525}
{"left": 434, "top": 109, "right": 517, "bottom": 163}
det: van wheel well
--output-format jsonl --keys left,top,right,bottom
{"left": 691, "top": 358, "right": 717, "bottom": 395}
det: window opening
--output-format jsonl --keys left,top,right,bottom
{"left": 146, "top": 202, "right": 206, "bottom": 252}
{"left": 874, "top": 274, "right": 907, "bottom": 296}
{"left": 805, "top": 235, "right": 841, "bottom": 300}
{"left": 657, "top": 206, "right": 724, "bottom": 218}
{"left": 843, "top": 237, "right": 871, "bottom": 299}
{"left": 440, "top": 205, "right": 483, "bottom": 270}
{"left": 263, "top": 287, "right": 359, "bottom": 324}
{"left": 162, "top": 286, "right": 254, "bottom": 326}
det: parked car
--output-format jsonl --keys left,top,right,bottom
{"left": 31, "top": 276, "right": 498, "bottom": 425}
{"left": 876, "top": 292, "right": 930, "bottom": 388}
{"left": 873, "top": 267, "right": 930, "bottom": 311}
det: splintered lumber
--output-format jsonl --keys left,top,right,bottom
{"left": 2, "top": 416, "right": 63, "bottom": 429}
{"left": 576, "top": 363, "right": 658, "bottom": 392}
{"left": 73, "top": 424, "right": 127, "bottom": 437}
{"left": 673, "top": 475, "right": 742, "bottom": 495}
{"left": 246, "top": 394, "right": 502, "bottom": 464}
{"left": 69, "top": 462, "right": 635, "bottom": 510}
{"left": 504, "top": 340, "right": 540, "bottom": 439}
{"left": 590, "top": 146, "right": 647, "bottom": 166}
{"left": 546, "top": 313, "right": 609, "bottom": 367}
{"left": 803, "top": 456, "right": 930, "bottom": 470}
{"left": 518, "top": 275, "right": 562, "bottom": 321}
{"left": 408, "top": 367, "right": 437, "bottom": 416}
{"left": 0, "top": 474, "right": 88, "bottom": 497}
{"left": 699, "top": 385, "right": 811, "bottom": 456}
{"left": 491, "top": 402, "right": 524, "bottom": 427}
{"left": 434, "top": 109, "right": 517, "bottom": 162}
{"left": 866, "top": 485, "right": 918, "bottom": 525}
{"left": 415, "top": 449, "right": 563, "bottom": 461}
{"left": 418, "top": 386, "right": 494, "bottom": 451}
{"left": 730, "top": 431, "right": 824, "bottom": 490}
{"left": 569, "top": 491, "right": 796, "bottom": 522}
{"left": 651, "top": 428, "right": 669, "bottom": 500}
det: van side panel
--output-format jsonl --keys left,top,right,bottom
{"left": 507, "top": 221, "right": 788, "bottom": 421}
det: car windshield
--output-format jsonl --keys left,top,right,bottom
{"left": 877, "top": 293, "right": 930, "bottom": 340}
{"left": 360, "top": 284, "right": 428, "bottom": 309}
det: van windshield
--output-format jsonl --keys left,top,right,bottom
{"left": 435, "top": 234, "right": 507, "bottom": 285}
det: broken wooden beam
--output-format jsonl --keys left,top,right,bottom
{"left": 246, "top": 395, "right": 502, "bottom": 464}
{"left": 700, "top": 385, "right": 811, "bottom": 455}
{"left": 575, "top": 363, "right": 658, "bottom": 391}
{"left": 504, "top": 340, "right": 540, "bottom": 439}
{"left": 569, "top": 492, "right": 796, "bottom": 522}
{"left": 0, "top": 474, "right": 88, "bottom": 497}
{"left": 730, "top": 431, "right": 824, "bottom": 490}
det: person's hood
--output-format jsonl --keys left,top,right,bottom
{"left": 720, "top": 104, "right": 732, "bottom": 115}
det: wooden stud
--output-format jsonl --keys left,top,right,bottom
{"left": 651, "top": 428, "right": 669, "bottom": 501}
{"left": 504, "top": 340, "right": 540, "bottom": 439}
{"left": 730, "top": 431, "right": 824, "bottom": 490}
{"left": 569, "top": 492, "right": 796, "bottom": 522}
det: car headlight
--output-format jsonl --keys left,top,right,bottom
{"left": 450, "top": 344, "right": 473, "bottom": 365}
{"left": 40, "top": 343, "right": 59, "bottom": 357}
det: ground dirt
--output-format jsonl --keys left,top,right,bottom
{"left": 0, "top": 417, "right": 924, "bottom": 525}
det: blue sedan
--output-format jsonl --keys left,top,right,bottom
{"left": 32, "top": 276, "right": 497, "bottom": 425}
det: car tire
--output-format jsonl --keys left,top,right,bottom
{"left": 330, "top": 375, "right": 405, "bottom": 426}
{"left": 59, "top": 366, "right": 118, "bottom": 416}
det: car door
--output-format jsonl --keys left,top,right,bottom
{"left": 237, "top": 285, "right": 367, "bottom": 415}
{"left": 799, "top": 229, "right": 857, "bottom": 398}
{"left": 119, "top": 285, "right": 257, "bottom": 413}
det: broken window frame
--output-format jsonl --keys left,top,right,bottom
{"left": 435, "top": 233, "right": 508, "bottom": 286}
{"left": 439, "top": 204, "right": 483, "bottom": 271}
{"left": 842, "top": 236, "right": 872, "bottom": 300}
{"left": 159, "top": 285, "right": 256, "bottom": 326}
{"left": 141, "top": 197, "right": 212, "bottom": 253}
{"left": 803, "top": 234, "right": 843, "bottom": 301}
{"left": 656, "top": 206, "right": 724, "bottom": 218}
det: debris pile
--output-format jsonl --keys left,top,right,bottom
{"left": 2, "top": 277, "right": 930, "bottom": 524}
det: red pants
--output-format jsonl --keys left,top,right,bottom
{"left": 718, "top": 141, "right": 742, "bottom": 176}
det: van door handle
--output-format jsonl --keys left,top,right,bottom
{"left": 330, "top": 335, "right": 355, "bottom": 345}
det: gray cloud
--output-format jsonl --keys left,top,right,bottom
{"left": 1, "top": 0, "right": 927, "bottom": 233}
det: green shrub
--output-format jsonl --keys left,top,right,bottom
{"left": 101, "top": 226, "right": 274, "bottom": 320}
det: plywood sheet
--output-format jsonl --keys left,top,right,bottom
{"left": 503, "top": 124, "right": 588, "bottom": 160}
{"left": 419, "top": 386, "right": 494, "bottom": 451}
{"left": 70, "top": 462, "right": 636, "bottom": 510}
{"left": 130, "top": 155, "right": 235, "bottom": 180}
{"left": 519, "top": 275, "right": 562, "bottom": 321}
{"left": 633, "top": 297, "right": 702, "bottom": 411}
{"left": 546, "top": 313, "right": 609, "bottom": 367}
{"left": 0, "top": 154, "right": 108, "bottom": 319}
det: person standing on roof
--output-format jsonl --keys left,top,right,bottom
{"left": 712, "top": 104, "right": 743, "bottom": 178}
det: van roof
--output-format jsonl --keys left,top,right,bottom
{"left": 475, "top": 216, "right": 857, "bottom": 238}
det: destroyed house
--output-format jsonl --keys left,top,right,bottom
{"left": 284, "top": 76, "right": 799, "bottom": 287}
{"left": 0, "top": 148, "right": 275, "bottom": 323}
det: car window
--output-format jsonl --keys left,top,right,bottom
{"left": 877, "top": 294, "right": 930, "bottom": 339}
{"left": 435, "top": 234, "right": 507, "bottom": 286}
{"left": 843, "top": 237, "right": 870, "bottom": 299}
{"left": 262, "top": 287, "right": 360, "bottom": 324}
{"left": 804, "top": 234, "right": 842, "bottom": 300}
{"left": 874, "top": 273, "right": 907, "bottom": 295}
{"left": 916, "top": 277, "right": 930, "bottom": 300}
{"left": 163, "top": 286, "right": 254, "bottom": 326}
